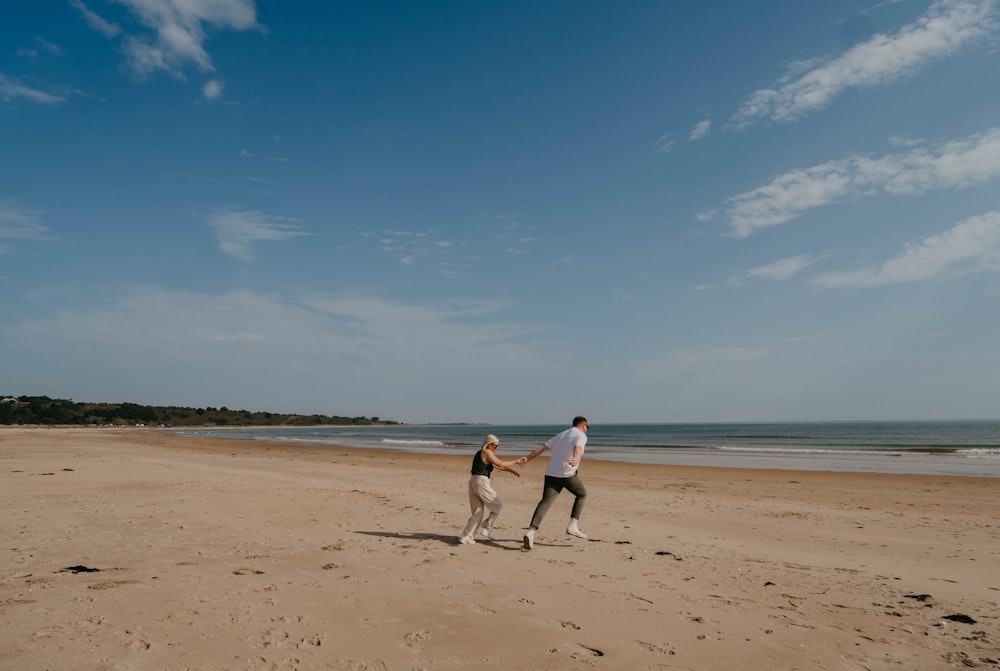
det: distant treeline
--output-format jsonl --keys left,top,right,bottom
{"left": 0, "top": 395, "right": 396, "bottom": 427}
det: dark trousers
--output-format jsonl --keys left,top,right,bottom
{"left": 529, "top": 473, "right": 587, "bottom": 529}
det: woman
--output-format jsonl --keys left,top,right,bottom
{"left": 458, "top": 434, "right": 520, "bottom": 544}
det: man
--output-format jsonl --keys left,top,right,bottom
{"left": 518, "top": 416, "right": 589, "bottom": 550}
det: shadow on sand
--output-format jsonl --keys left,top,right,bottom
{"left": 354, "top": 530, "right": 549, "bottom": 551}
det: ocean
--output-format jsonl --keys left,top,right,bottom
{"left": 171, "top": 420, "right": 1000, "bottom": 477}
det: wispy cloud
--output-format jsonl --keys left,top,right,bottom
{"left": 689, "top": 119, "right": 712, "bottom": 141}
{"left": 209, "top": 209, "right": 309, "bottom": 260}
{"left": 70, "top": 0, "right": 122, "bottom": 38}
{"left": 731, "top": 0, "right": 999, "bottom": 128}
{"left": 747, "top": 255, "right": 817, "bottom": 281}
{"left": 490, "top": 213, "right": 535, "bottom": 255}
{"left": 75, "top": 0, "right": 262, "bottom": 79}
{"left": 16, "top": 36, "right": 63, "bottom": 60}
{"left": 694, "top": 254, "right": 817, "bottom": 290}
{"left": 0, "top": 73, "right": 65, "bottom": 105}
{"left": 655, "top": 133, "right": 675, "bottom": 155}
{"left": 0, "top": 200, "right": 52, "bottom": 251}
{"left": 709, "top": 127, "right": 1000, "bottom": 236}
{"left": 3, "top": 287, "right": 557, "bottom": 419}
{"left": 366, "top": 229, "right": 466, "bottom": 268}
{"left": 298, "top": 294, "right": 537, "bottom": 351}
{"left": 812, "top": 210, "right": 1000, "bottom": 287}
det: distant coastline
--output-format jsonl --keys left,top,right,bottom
{"left": 0, "top": 395, "right": 398, "bottom": 428}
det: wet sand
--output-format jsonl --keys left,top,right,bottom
{"left": 2, "top": 427, "right": 998, "bottom": 670}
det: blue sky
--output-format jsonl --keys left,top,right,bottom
{"left": 2, "top": 0, "right": 999, "bottom": 424}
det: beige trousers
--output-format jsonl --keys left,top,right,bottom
{"left": 460, "top": 474, "right": 503, "bottom": 538}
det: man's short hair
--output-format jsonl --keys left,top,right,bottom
{"left": 573, "top": 416, "right": 588, "bottom": 427}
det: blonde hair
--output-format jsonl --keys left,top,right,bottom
{"left": 481, "top": 434, "right": 499, "bottom": 449}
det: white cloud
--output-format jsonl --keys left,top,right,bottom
{"left": 70, "top": 0, "right": 123, "bottom": 38}
{"left": 0, "top": 73, "right": 65, "bottom": 105}
{"left": 0, "top": 201, "right": 52, "bottom": 251}
{"left": 689, "top": 119, "right": 712, "bottom": 141}
{"left": 888, "top": 133, "right": 923, "bottom": 148}
{"left": 747, "top": 255, "right": 816, "bottom": 280}
{"left": 876, "top": 128, "right": 1000, "bottom": 195}
{"left": 655, "top": 133, "right": 675, "bottom": 154}
{"left": 697, "top": 254, "right": 817, "bottom": 290}
{"left": 208, "top": 209, "right": 309, "bottom": 260}
{"left": 731, "top": 0, "right": 999, "bottom": 127}
{"left": 812, "top": 210, "right": 1000, "bottom": 287}
{"left": 86, "top": 0, "right": 263, "bottom": 79}
{"left": 202, "top": 78, "right": 223, "bottom": 100}
{"left": 712, "top": 127, "right": 1000, "bottom": 236}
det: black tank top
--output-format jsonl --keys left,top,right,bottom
{"left": 470, "top": 449, "right": 494, "bottom": 477}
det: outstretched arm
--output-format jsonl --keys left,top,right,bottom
{"left": 519, "top": 444, "right": 549, "bottom": 466}
{"left": 483, "top": 448, "right": 521, "bottom": 477}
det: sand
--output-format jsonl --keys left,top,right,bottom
{"left": 1, "top": 427, "right": 998, "bottom": 671}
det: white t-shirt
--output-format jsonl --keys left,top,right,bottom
{"left": 544, "top": 426, "right": 587, "bottom": 477}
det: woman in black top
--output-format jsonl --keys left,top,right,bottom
{"left": 458, "top": 434, "right": 521, "bottom": 544}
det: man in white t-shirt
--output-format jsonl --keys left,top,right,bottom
{"left": 518, "top": 416, "right": 589, "bottom": 550}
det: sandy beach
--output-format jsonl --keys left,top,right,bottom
{"left": 2, "top": 428, "right": 998, "bottom": 671}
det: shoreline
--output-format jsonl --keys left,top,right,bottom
{"left": 2, "top": 428, "right": 998, "bottom": 670}
{"left": 161, "top": 425, "right": 1000, "bottom": 478}
{"left": 4, "top": 423, "right": 998, "bottom": 476}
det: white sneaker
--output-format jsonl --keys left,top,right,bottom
{"left": 480, "top": 528, "right": 497, "bottom": 541}
{"left": 459, "top": 535, "right": 476, "bottom": 545}
{"left": 522, "top": 528, "right": 535, "bottom": 550}
{"left": 566, "top": 522, "right": 588, "bottom": 539}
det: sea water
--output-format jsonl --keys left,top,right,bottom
{"left": 171, "top": 420, "right": 1000, "bottom": 477}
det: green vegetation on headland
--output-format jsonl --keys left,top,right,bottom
{"left": 0, "top": 395, "right": 397, "bottom": 427}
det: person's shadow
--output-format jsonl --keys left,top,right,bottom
{"left": 355, "top": 530, "right": 537, "bottom": 551}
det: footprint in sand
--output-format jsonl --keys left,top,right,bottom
{"left": 88, "top": 580, "right": 140, "bottom": 590}
{"left": 246, "top": 656, "right": 301, "bottom": 671}
{"left": 296, "top": 634, "right": 326, "bottom": 649}
{"left": 230, "top": 605, "right": 253, "bottom": 623}
{"left": 404, "top": 628, "right": 431, "bottom": 641}
{"left": 330, "top": 661, "right": 387, "bottom": 671}
{"left": 637, "top": 640, "right": 676, "bottom": 655}
{"left": 254, "top": 627, "right": 290, "bottom": 649}
{"left": 568, "top": 644, "right": 604, "bottom": 664}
